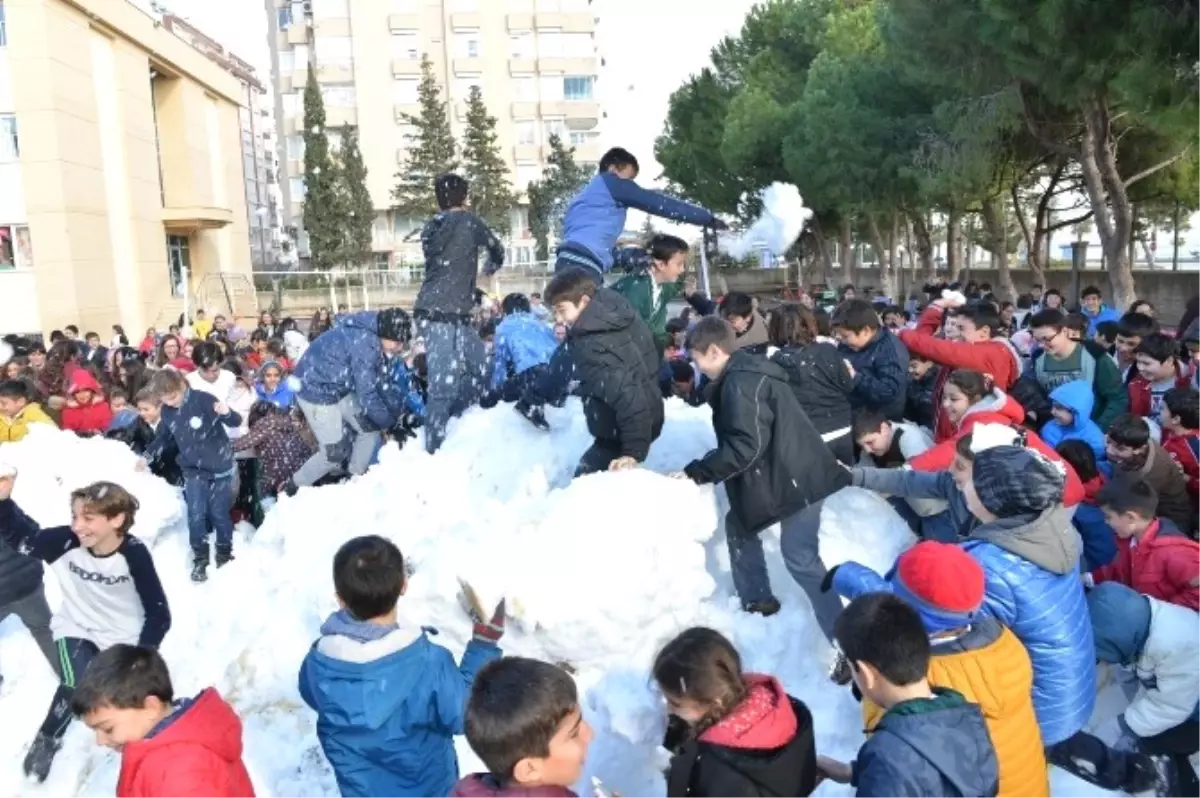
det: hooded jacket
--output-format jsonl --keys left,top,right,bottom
{"left": 666, "top": 675, "right": 816, "bottom": 798}
{"left": 1081, "top": 303, "right": 1122, "bottom": 337}
{"left": 732, "top": 313, "right": 770, "bottom": 355}
{"left": 0, "top": 401, "right": 56, "bottom": 442}
{"left": 294, "top": 312, "right": 396, "bottom": 431}
{"left": 1040, "top": 380, "right": 1106, "bottom": 461}
{"left": 1088, "top": 584, "right": 1200, "bottom": 740}
{"left": 450, "top": 775, "right": 577, "bottom": 798}
{"left": 233, "top": 412, "right": 316, "bottom": 493}
{"left": 116, "top": 688, "right": 254, "bottom": 798}
{"left": 568, "top": 288, "right": 664, "bottom": 461}
{"left": 298, "top": 611, "right": 501, "bottom": 798}
{"left": 1111, "top": 441, "right": 1196, "bottom": 535}
{"left": 60, "top": 370, "right": 113, "bottom": 434}
{"left": 254, "top": 370, "right": 297, "bottom": 410}
{"left": 1162, "top": 428, "right": 1199, "bottom": 502}
{"left": 899, "top": 305, "right": 1023, "bottom": 442}
{"left": 415, "top": 209, "right": 505, "bottom": 318}
{"left": 963, "top": 507, "right": 1096, "bottom": 745}
{"left": 1127, "top": 361, "right": 1191, "bottom": 417}
{"left": 685, "top": 351, "right": 851, "bottom": 534}
{"left": 1090, "top": 518, "right": 1199, "bottom": 610}
{"left": 840, "top": 326, "right": 910, "bottom": 420}
{"left": 1027, "top": 340, "right": 1127, "bottom": 431}
{"left": 611, "top": 270, "right": 682, "bottom": 353}
{"left": 491, "top": 312, "right": 558, "bottom": 389}
{"left": 1073, "top": 474, "right": 1117, "bottom": 571}
{"left": 769, "top": 342, "right": 854, "bottom": 440}
{"left": 853, "top": 688, "right": 999, "bottom": 798}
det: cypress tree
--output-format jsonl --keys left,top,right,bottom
{"left": 391, "top": 54, "right": 458, "bottom": 220}
{"left": 302, "top": 62, "right": 341, "bottom": 271}
{"left": 334, "top": 124, "right": 374, "bottom": 267}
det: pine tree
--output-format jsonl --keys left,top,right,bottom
{"left": 526, "top": 134, "right": 589, "bottom": 262}
{"left": 391, "top": 54, "right": 458, "bottom": 220}
{"left": 461, "top": 85, "right": 515, "bottom": 234}
{"left": 333, "top": 124, "right": 374, "bottom": 268}
{"left": 302, "top": 62, "right": 342, "bottom": 271}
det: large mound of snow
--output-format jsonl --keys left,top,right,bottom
{"left": 0, "top": 404, "right": 1117, "bottom": 796}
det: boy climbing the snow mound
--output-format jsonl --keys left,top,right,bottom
{"left": 72, "top": 644, "right": 254, "bottom": 797}
{"left": 544, "top": 267, "right": 664, "bottom": 477}
{"left": 298, "top": 535, "right": 505, "bottom": 798}
{"left": 452, "top": 657, "right": 593, "bottom": 797}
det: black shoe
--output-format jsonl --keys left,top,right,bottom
{"left": 23, "top": 733, "right": 61, "bottom": 782}
{"left": 215, "top": 547, "right": 234, "bottom": 568}
{"left": 514, "top": 401, "right": 550, "bottom": 431}
{"left": 743, "top": 598, "right": 781, "bottom": 617}
{"left": 191, "top": 561, "right": 208, "bottom": 582}
{"left": 280, "top": 479, "right": 299, "bottom": 498}
{"left": 829, "top": 652, "right": 853, "bottom": 686}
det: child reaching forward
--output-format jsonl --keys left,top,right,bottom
{"left": 654, "top": 627, "right": 817, "bottom": 798}
{"left": 0, "top": 474, "right": 170, "bottom": 782}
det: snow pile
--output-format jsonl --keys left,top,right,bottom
{"left": 0, "top": 404, "right": 1114, "bottom": 797}
{"left": 720, "top": 182, "right": 813, "bottom": 259}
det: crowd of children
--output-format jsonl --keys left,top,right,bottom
{"left": 0, "top": 155, "right": 1198, "bottom": 798}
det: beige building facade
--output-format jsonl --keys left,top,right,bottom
{"left": 0, "top": 0, "right": 254, "bottom": 337}
{"left": 267, "top": 0, "right": 601, "bottom": 266}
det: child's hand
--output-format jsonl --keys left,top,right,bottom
{"left": 134, "top": 458, "right": 148, "bottom": 473}
{"left": 816, "top": 755, "right": 851, "bottom": 784}
{"left": 459, "top": 579, "right": 506, "bottom": 643}
{"left": 0, "top": 469, "right": 16, "bottom": 501}
{"left": 214, "top": 402, "right": 230, "bottom": 416}
{"left": 609, "top": 456, "right": 638, "bottom": 472}
{"left": 668, "top": 471, "right": 689, "bottom": 480}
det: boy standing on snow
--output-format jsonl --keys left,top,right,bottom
{"left": 678, "top": 317, "right": 851, "bottom": 623}
{"left": 816, "top": 593, "right": 999, "bottom": 797}
{"left": 0, "top": 475, "right": 170, "bottom": 782}
{"left": 299, "top": 535, "right": 504, "bottom": 798}
{"left": 72, "top": 645, "right": 254, "bottom": 797}
{"left": 543, "top": 268, "right": 664, "bottom": 476}
{"left": 487, "top": 293, "right": 558, "bottom": 405}
{"left": 414, "top": 174, "right": 505, "bottom": 454}
{"left": 555, "top": 148, "right": 723, "bottom": 283}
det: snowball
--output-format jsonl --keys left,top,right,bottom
{"left": 720, "top": 183, "right": 813, "bottom": 259}
{"left": 818, "top": 486, "right": 916, "bottom": 574}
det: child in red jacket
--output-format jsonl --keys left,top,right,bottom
{"left": 60, "top": 369, "right": 113, "bottom": 435}
{"left": 1159, "top": 387, "right": 1198, "bottom": 503}
{"left": 1087, "top": 480, "right": 1199, "bottom": 611}
{"left": 1128, "top": 333, "right": 1190, "bottom": 418}
{"left": 72, "top": 644, "right": 254, "bottom": 798}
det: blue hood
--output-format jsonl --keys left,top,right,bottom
{"left": 1088, "top": 582, "right": 1152, "bottom": 666}
{"left": 1050, "top": 380, "right": 1095, "bottom": 430}
{"left": 300, "top": 632, "right": 430, "bottom": 731}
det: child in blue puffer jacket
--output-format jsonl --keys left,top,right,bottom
{"left": 487, "top": 293, "right": 558, "bottom": 404}
{"left": 1041, "top": 380, "right": 1107, "bottom": 464}
{"left": 299, "top": 536, "right": 504, "bottom": 798}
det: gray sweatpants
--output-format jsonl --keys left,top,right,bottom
{"left": 293, "top": 394, "right": 380, "bottom": 487}
{"left": 779, "top": 500, "right": 844, "bottom": 642}
{"left": 0, "top": 584, "right": 59, "bottom": 679}
{"left": 419, "top": 319, "right": 488, "bottom": 454}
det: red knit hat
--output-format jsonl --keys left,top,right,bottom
{"left": 895, "top": 541, "right": 985, "bottom": 625}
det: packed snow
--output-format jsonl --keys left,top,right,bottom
{"left": 720, "top": 182, "right": 813, "bottom": 259}
{"left": 0, "top": 404, "right": 1117, "bottom": 796}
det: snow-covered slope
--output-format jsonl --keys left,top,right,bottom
{"left": 0, "top": 404, "right": 1115, "bottom": 796}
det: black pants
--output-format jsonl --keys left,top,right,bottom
{"left": 483, "top": 365, "right": 548, "bottom": 407}
{"left": 575, "top": 439, "right": 621, "bottom": 478}
{"left": 39, "top": 637, "right": 100, "bottom": 740}
{"left": 522, "top": 345, "right": 575, "bottom": 407}
{"left": 1048, "top": 721, "right": 1200, "bottom": 796}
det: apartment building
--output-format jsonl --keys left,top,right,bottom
{"left": 0, "top": 0, "right": 254, "bottom": 337}
{"left": 162, "top": 13, "right": 285, "bottom": 270}
{"left": 266, "top": 0, "right": 602, "bottom": 267}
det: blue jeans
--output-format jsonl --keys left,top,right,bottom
{"left": 419, "top": 319, "right": 487, "bottom": 454}
{"left": 184, "top": 471, "right": 234, "bottom": 553}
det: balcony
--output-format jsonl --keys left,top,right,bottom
{"left": 287, "top": 25, "right": 307, "bottom": 45}
{"left": 535, "top": 12, "right": 595, "bottom": 33}
{"left": 278, "top": 73, "right": 294, "bottom": 94}
{"left": 162, "top": 206, "right": 234, "bottom": 233}
{"left": 326, "top": 107, "right": 358, "bottom": 127}
{"left": 316, "top": 63, "right": 354, "bottom": 84}
{"left": 506, "top": 13, "right": 534, "bottom": 31}
{"left": 513, "top": 144, "right": 540, "bottom": 162}
{"left": 394, "top": 103, "right": 421, "bottom": 122}
{"left": 510, "top": 101, "right": 538, "bottom": 119}
{"left": 572, "top": 141, "right": 600, "bottom": 163}
{"left": 392, "top": 59, "right": 422, "bottom": 77}
{"left": 313, "top": 17, "right": 351, "bottom": 36}
{"left": 540, "top": 100, "right": 599, "bottom": 127}
{"left": 453, "top": 57, "right": 484, "bottom": 75}
{"left": 388, "top": 13, "right": 420, "bottom": 31}
{"left": 450, "top": 12, "right": 480, "bottom": 30}
{"left": 508, "top": 57, "right": 536, "bottom": 75}
{"left": 536, "top": 57, "right": 596, "bottom": 75}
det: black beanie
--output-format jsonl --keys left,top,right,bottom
{"left": 377, "top": 307, "right": 411, "bottom": 344}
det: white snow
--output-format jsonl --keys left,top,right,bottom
{"left": 720, "top": 182, "right": 813, "bottom": 259}
{"left": 0, "top": 406, "right": 1122, "bottom": 796}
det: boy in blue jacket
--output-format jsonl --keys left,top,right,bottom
{"left": 1041, "top": 380, "right": 1107, "bottom": 463}
{"left": 817, "top": 592, "right": 999, "bottom": 797}
{"left": 141, "top": 369, "right": 241, "bottom": 583}
{"left": 487, "top": 293, "right": 558, "bottom": 404}
{"left": 299, "top": 535, "right": 505, "bottom": 798}
{"left": 555, "top": 147, "right": 724, "bottom": 283}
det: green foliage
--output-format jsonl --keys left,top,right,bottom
{"left": 391, "top": 54, "right": 458, "bottom": 220}
{"left": 461, "top": 86, "right": 515, "bottom": 235}
{"left": 301, "top": 63, "right": 342, "bottom": 271}
{"left": 333, "top": 125, "right": 374, "bottom": 267}
{"left": 525, "top": 135, "right": 589, "bottom": 262}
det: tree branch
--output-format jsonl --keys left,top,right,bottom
{"left": 1046, "top": 210, "right": 1095, "bottom": 233}
{"left": 1017, "top": 82, "right": 1076, "bottom": 157}
{"left": 1123, "top": 147, "right": 1192, "bottom": 189}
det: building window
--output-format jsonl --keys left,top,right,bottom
{"left": 0, "top": 3, "right": 8, "bottom": 47}
{"left": 563, "top": 76, "right": 593, "bottom": 100}
{"left": 0, "top": 115, "right": 17, "bottom": 161}
{"left": 166, "top": 235, "right": 190, "bottom": 297}
{"left": 311, "top": 0, "right": 349, "bottom": 19}
{"left": 0, "top": 225, "right": 32, "bottom": 269}
{"left": 539, "top": 75, "right": 562, "bottom": 100}
{"left": 512, "top": 76, "right": 537, "bottom": 101}
{"left": 393, "top": 79, "right": 419, "bottom": 104}
{"left": 515, "top": 162, "right": 540, "bottom": 188}
{"left": 277, "top": 4, "right": 292, "bottom": 30}
{"left": 455, "top": 32, "right": 481, "bottom": 59}
{"left": 569, "top": 130, "right": 596, "bottom": 147}
{"left": 562, "top": 32, "right": 592, "bottom": 56}
{"left": 293, "top": 44, "right": 310, "bottom": 69}
{"left": 509, "top": 32, "right": 533, "bottom": 59}
{"left": 537, "top": 30, "right": 561, "bottom": 57}
{"left": 391, "top": 32, "right": 419, "bottom": 59}
{"left": 281, "top": 92, "right": 301, "bottom": 117}
{"left": 286, "top": 134, "right": 305, "bottom": 159}
{"left": 278, "top": 49, "right": 295, "bottom": 74}
{"left": 515, "top": 121, "right": 536, "bottom": 146}
{"left": 321, "top": 86, "right": 356, "bottom": 107}
{"left": 316, "top": 36, "right": 354, "bottom": 69}
{"left": 454, "top": 76, "right": 482, "bottom": 99}
{"left": 544, "top": 119, "right": 567, "bottom": 143}
{"left": 290, "top": 176, "right": 307, "bottom": 199}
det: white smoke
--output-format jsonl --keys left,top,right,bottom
{"left": 718, "top": 182, "right": 813, "bottom": 260}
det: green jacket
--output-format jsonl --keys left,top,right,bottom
{"left": 612, "top": 271, "right": 682, "bottom": 353}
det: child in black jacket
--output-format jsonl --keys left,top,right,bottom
{"left": 543, "top": 267, "right": 664, "bottom": 477}
{"left": 141, "top": 369, "right": 240, "bottom": 583}
{"left": 655, "top": 627, "right": 816, "bottom": 798}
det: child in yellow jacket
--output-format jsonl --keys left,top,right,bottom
{"left": 0, "top": 379, "right": 57, "bottom": 442}
{"left": 831, "top": 540, "right": 1049, "bottom": 797}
